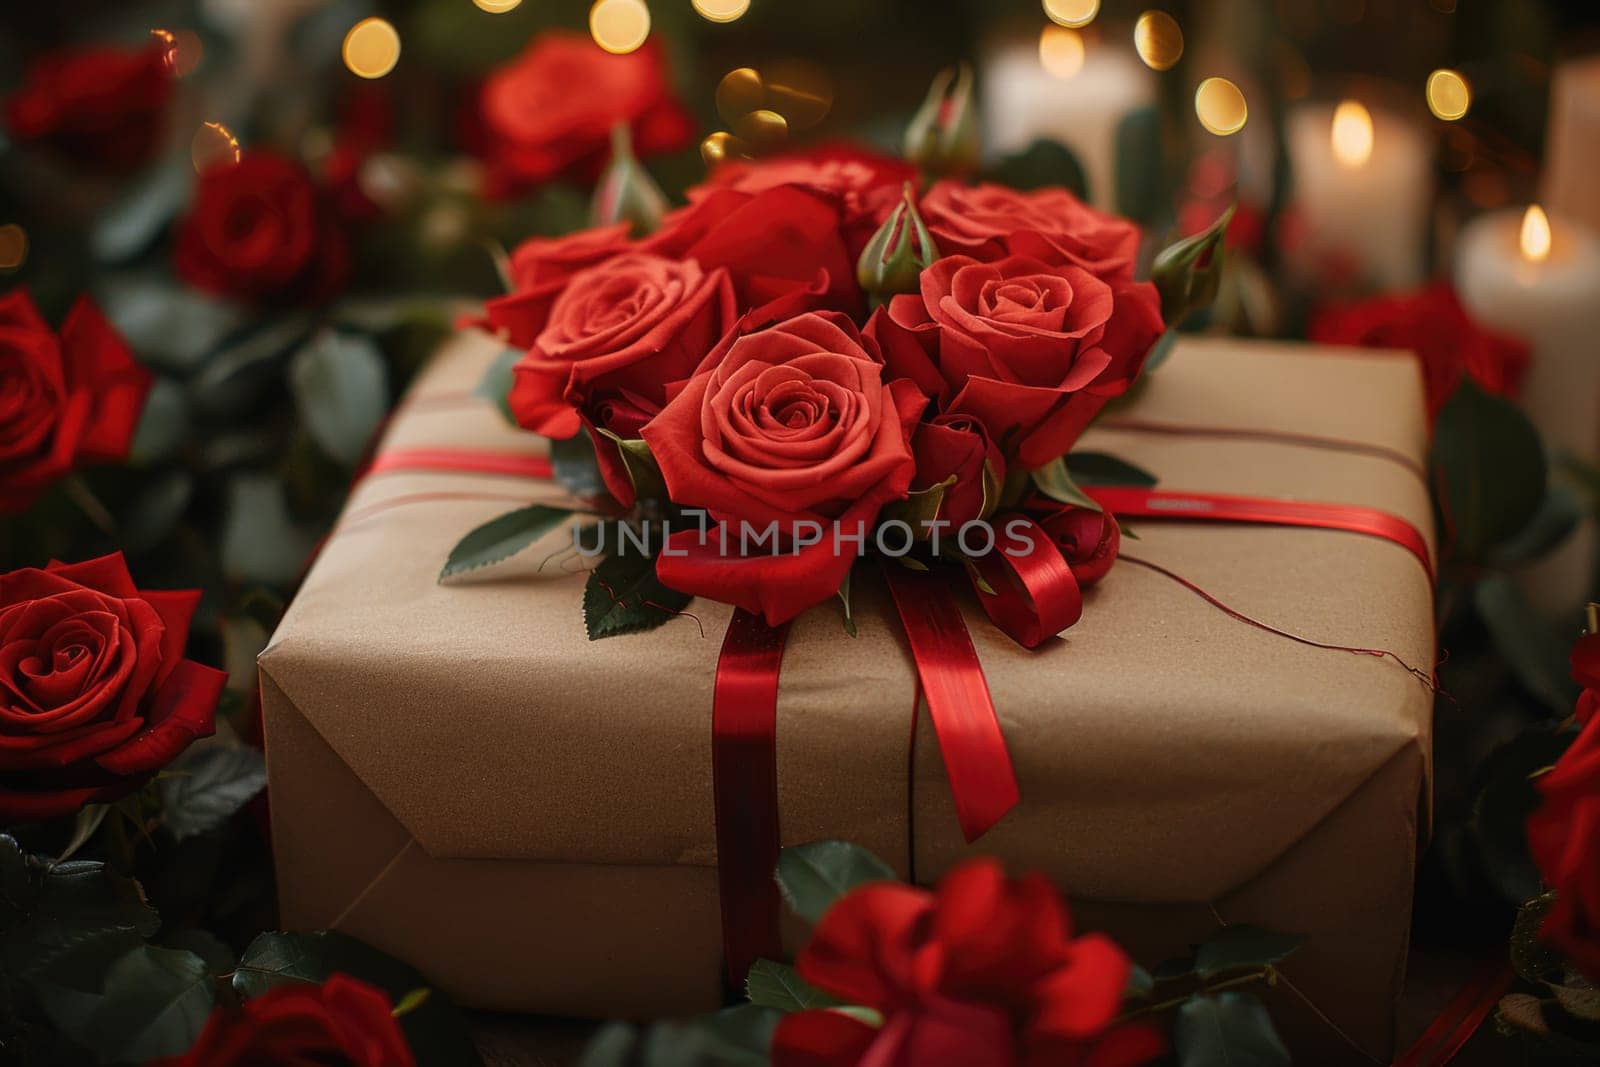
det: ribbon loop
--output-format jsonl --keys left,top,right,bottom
{"left": 883, "top": 565, "right": 1021, "bottom": 843}
{"left": 967, "top": 515, "right": 1083, "bottom": 650}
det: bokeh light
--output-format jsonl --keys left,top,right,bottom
{"left": 733, "top": 108, "right": 788, "bottom": 146}
{"left": 191, "top": 121, "right": 241, "bottom": 172}
{"left": 1039, "top": 26, "right": 1086, "bottom": 80}
{"left": 1426, "top": 69, "right": 1471, "bottom": 121}
{"left": 590, "top": 0, "right": 651, "bottom": 55}
{"left": 1134, "top": 11, "right": 1183, "bottom": 71}
{"left": 716, "top": 68, "right": 766, "bottom": 124}
{"left": 1521, "top": 204, "right": 1552, "bottom": 263}
{"left": 342, "top": 17, "right": 400, "bottom": 79}
{"left": 765, "top": 60, "right": 832, "bottom": 130}
{"left": 693, "top": 0, "right": 751, "bottom": 23}
{"left": 1331, "top": 100, "right": 1374, "bottom": 167}
{"left": 701, "top": 131, "right": 754, "bottom": 166}
{"left": 1043, "top": 0, "right": 1099, "bottom": 29}
{"left": 473, "top": 0, "right": 524, "bottom": 11}
{"left": 0, "top": 225, "right": 27, "bottom": 272}
{"left": 1195, "top": 77, "right": 1247, "bottom": 135}
{"left": 150, "top": 28, "right": 203, "bottom": 77}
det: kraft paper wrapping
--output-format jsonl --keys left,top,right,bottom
{"left": 261, "top": 331, "right": 1435, "bottom": 1064}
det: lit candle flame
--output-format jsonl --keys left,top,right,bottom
{"left": 1331, "top": 100, "right": 1373, "bottom": 168}
{"left": 1521, "top": 205, "right": 1552, "bottom": 263}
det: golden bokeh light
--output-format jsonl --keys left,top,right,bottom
{"left": 342, "top": 17, "right": 400, "bottom": 79}
{"left": 150, "top": 28, "right": 203, "bottom": 77}
{"left": 693, "top": 0, "right": 751, "bottom": 23}
{"left": 1521, "top": 204, "right": 1552, "bottom": 263}
{"left": 733, "top": 108, "right": 788, "bottom": 146}
{"left": 1043, "top": 0, "right": 1099, "bottom": 29}
{"left": 191, "top": 121, "right": 241, "bottom": 173}
{"left": 716, "top": 67, "right": 766, "bottom": 124}
{"left": 1134, "top": 11, "right": 1183, "bottom": 71}
{"left": 1039, "top": 25, "right": 1086, "bottom": 80}
{"left": 1195, "top": 77, "right": 1247, "bottom": 135}
{"left": 0, "top": 225, "right": 27, "bottom": 272}
{"left": 765, "top": 59, "right": 833, "bottom": 130}
{"left": 590, "top": 0, "right": 651, "bottom": 55}
{"left": 701, "top": 131, "right": 754, "bottom": 167}
{"left": 1331, "top": 100, "right": 1374, "bottom": 167}
{"left": 1426, "top": 69, "right": 1471, "bottom": 121}
{"left": 473, "top": 0, "right": 524, "bottom": 11}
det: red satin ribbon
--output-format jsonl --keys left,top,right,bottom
{"left": 365, "top": 447, "right": 555, "bottom": 481}
{"left": 882, "top": 566, "right": 1021, "bottom": 843}
{"left": 712, "top": 609, "right": 790, "bottom": 987}
{"left": 1085, "top": 486, "right": 1434, "bottom": 581}
{"left": 1390, "top": 962, "right": 1513, "bottom": 1067}
{"left": 966, "top": 516, "right": 1083, "bottom": 649}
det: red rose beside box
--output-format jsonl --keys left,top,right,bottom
{"left": 261, "top": 326, "right": 1433, "bottom": 1065}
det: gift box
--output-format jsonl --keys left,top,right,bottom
{"left": 260, "top": 329, "right": 1434, "bottom": 1064}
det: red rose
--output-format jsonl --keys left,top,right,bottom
{"left": 771, "top": 858, "right": 1162, "bottom": 1067}
{"left": 642, "top": 311, "right": 925, "bottom": 625}
{"left": 485, "top": 223, "right": 638, "bottom": 347}
{"left": 1527, "top": 711, "right": 1600, "bottom": 982}
{"left": 919, "top": 182, "right": 1142, "bottom": 280}
{"left": 870, "top": 254, "right": 1163, "bottom": 470}
{"left": 0, "top": 554, "right": 223, "bottom": 823}
{"left": 1037, "top": 506, "right": 1121, "bottom": 587}
{"left": 910, "top": 414, "right": 1003, "bottom": 529}
{"left": 4, "top": 44, "right": 172, "bottom": 172}
{"left": 173, "top": 153, "right": 350, "bottom": 306}
{"left": 1308, "top": 283, "right": 1528, "bottom": 423}
{"left": 505, "top": 252, "right": 737, "bottom": 504}
{"left": 151, "top": 974, "right": 414, "bottom": 1067}
{"left": 647, "top": 158, "right": 898, "bottom": 316}
{"left": 1, "top": 288, "right": 151, "bottom": 514}
{"left": 479, "top": 31, "right": 693, "bottom": 196}
{"left": 1574, "top": 633, "right": 1600, "bottom": 726}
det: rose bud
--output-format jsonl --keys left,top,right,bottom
{"left": 857, "top": 183, "right": 940, "bottom": 308}
{"left": 1152, "top": 204, "right": 1234, "bottom": 326}
{"left": 904, "top": 64, "right": 980, "bottom": 179}
{"left": 591, "top": 124, "right": 671, "bottom": 237}
{"left": 1037, "top": 506, "right": 1121, "bottom": 587}
{"left": 910, "top": 414, "right": 1002, "bottom": 529}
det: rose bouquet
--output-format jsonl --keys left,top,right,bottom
{"left": 455, "top": 70, "right": 1230, "bottom": 644}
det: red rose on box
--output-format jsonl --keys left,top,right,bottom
{"left": 1039, "top": 506, "right": 1121, "bottom": 588}
{"left": 643, "top": 311, "right": 925, "bottom": 625}
{"left": 485, "top": 223, "right": 639, "bottom": 346}
{"left": 151, "top": 974, "right": 414, "bottom": 1067}
{"left": 174, "top": 152, "right": 350, "bottom": 306}
{"left": 1308, "top": 282, "right": 1527, "bottom": 423}
{"left": 504, "top": 252, "right": 737, "bottom": 505}
{"left": 1527, "top": 711, "right": 1600, "bottom": 981}
{"left": 1, "top": 288, "right": 151, "bottom": 514}
{"left": 919, "top": 182, "right": 1142, "bottom": 280}
{"left": 480, "top": 31, "right": 693, "bottom": 196}
{"left": 910, "top": 414, "right": 1003, "bottom": 528}
{"left": 870, "top": 254, "right": 1164, "bottom": 469}
{"left": 0, "top": 554, "right": 224, "bottom": 823}
{"left": 771, "top": 857, "right": 1161, "bottom": 1067}
{"left": 647, "top": 157, "right": 897, "bottom": 317}
{"left": 3, "top": 43, "right": 172, "bottom": 172}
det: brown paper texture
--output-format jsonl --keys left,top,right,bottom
{"left": 262, "top": 331, "right": 1435, "bottom": 1064}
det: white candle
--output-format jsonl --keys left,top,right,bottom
{"left": 1286, "top": 101, "right": 1432, "bottom": 291}
{"left": 1457, "top": 205, "right": 1600, "bottom": 618}
{"left": 981, "top": 31, "right": 1155, "bottom": 212}
{"left": 1543, "top": 56, "right": 1600, "bottom": 240}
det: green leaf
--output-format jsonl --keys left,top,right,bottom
{"left": 476, "top": 347, "right": 521, "bottom": 426}
{"left": 1142, "top": 328, "right": 1180, "bottom": 374}
{"left": 92, "top": 162, "right": 191, "bottom": 264}
{"left": 1125, "top": 964, "right": 1156, "bottom": 999}
{"left": 1114, "top": 105, "right": 1165, "bottom": 223}
{"left": 1473, "top": 729, "right": 1576, "bottom": 903}
{"left": 1430, "top": 381, "right": 1547, "bottom": 562}
{"left": 1492, "top": 485, "right": 1582, "bottom": 566}
{"left": 439, "top": 504, "right": 574, "bottom": 581}
{"left": 188, "top": 313, "right": 314, "bottom": 419}
{"left": 583, "top": 550, "right": 692, "bottom": 640}
{"left": 776, "top": 841, "right": 897, "bottom": 925}
{"left": 551, "top": 430, "right": 608, "bottom": 498}
{"left": 98, "top": 277, "right": 245, "bottom": 375}
{"left": 1030, "top": 456, "right": 1102, "bottom": 512}
{"left": 1152, "top": 205, "right": 1233, "bottom": 327}
{"left": 745, "top": 960, "right": 845, "bottom": 1012}
{"left": 289, "top": 330, "right": 391, "bottom": 467}
{"left": 392, "top": 987, "right": 432, "bottom": 1018}
{"left": 1475, "top": 575, "right": 1581, "bottom": 717}
{"left": 159, "top": 745, "right": 268, "bottom": 842}
{"left": 1193, "top": 925, "right": 1303, "bottom": 979}
{"left": 128, "top": 377, "right": 190, "bottom": 467}
{"left": 986, "top": 138, "right": 1089, "bottom": 200}
{"left": 119, "top": 469, "right": 194, "bottom": 553}
{"left": 579, "top": 1021, "right": 640, "bottom": 1067}
{"left": 1175, "top": 992, "right": 1291, "bottom": 1067}
{"left": 595, "top": 429, "right": 666, "bottom": 501}
{"left": 1067, "top": 452, "right": 1158, "bottom": 488}
{"left": 234, "top": 930, "right": 483, "bottom": 1066}
{"left": 55, "top": 806, "right": 110, "bottom": 865}
{"left": 640, "top": 1005, "right": 780, "bottom": 1066}
{"left": 81, "top": 946, "right": 216, "bottom": 1063}
{"left": 221, "top": 474, "right": 317, "bottom": 586}
{"left": 880, "top": 475, "right": 955, "bottom": 534}
{"left": 162, "top": 929, "right": 236, "bottom": 976}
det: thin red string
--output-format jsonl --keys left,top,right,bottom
{"left": 1096, "top": 417, "right": 1427, "bottom": 483}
